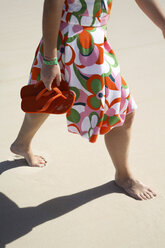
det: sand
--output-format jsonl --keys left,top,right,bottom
{"left": 0, "top": 0, "right": 165, "bottom": 247}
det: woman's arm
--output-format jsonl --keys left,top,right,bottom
{"left": 42, "top": 0, "right": 65, "bottom": 58}
{"left": 135, "top": 0, "right": 165, "bottom": 37}
{"left": 41, "top": 0, "right": 65, "bottom": 90}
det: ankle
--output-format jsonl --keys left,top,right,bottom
{"left": 115, "top": 170, "right": 134, "bottom": 181}
{"left": 11, "top": 140, "right": 31, "bottom": 151}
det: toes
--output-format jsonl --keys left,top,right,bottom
{"left": 139, "top": 193, "right": 148, "bottom": 200}
{"left": 128, "top": 191, "right": 143, "bottom": 200}
{"left": 40, "top": 157, "right": 47, "bottom": 163}
{"left": 144, "top": 191, "right": 153, "bottom": 199}
{"left": 147, "top": 190, "right": 156, "bottom": 198}
{"left": 35, "top": 155, "right": 47, "bottom": 164}
{"left": 143, "top": 190, "right": 157, "bottom": 200}
{"left": 136, "top": 191, "right": 154, "bottom": 200}
{"left": 38, "top": 160, "right": 47, "bottom": 167}
{"left": 39, "top": 163, "right": 46, "bottom": 168}
{"left": 40, "top": 156, "right": 47, "bottom": 162}
{"left": 136, "top": 193, "right": 143, "bottom": 200}
{"left": 31, "top": 157, "right": 47, "bottom": 168}
{"left": 36, "top": 163, "right": 46, "bottom": 168}
{"left": 148, "top": 188, "right": 157, "bottom": 197}
{"left": 39, "top": 159, "right": 47, "bottom": 164}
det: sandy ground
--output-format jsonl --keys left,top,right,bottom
{"left": 0, "top": 0, "right": 165, "bottom": 247}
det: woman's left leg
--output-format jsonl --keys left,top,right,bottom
{"left": 104, "top": 111, "right": 157, "bottom": 200}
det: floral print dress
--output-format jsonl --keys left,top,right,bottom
{"left": 28, "top": 0, "right": 138, "bottom": 143}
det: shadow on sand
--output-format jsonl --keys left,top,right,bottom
{"left": 0, "top": 159, "right": 127, "bottom": 247}
{"left": 0, "top": 158, "right": 28, "bottom": 175}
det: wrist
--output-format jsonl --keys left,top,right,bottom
{"left": 44, "top": 56, "right": 57, "bottom": 61}
{"left": 43, "top": 45, "right": 57, "bottom": 59}
{"left": 43, "top": 57, "right": 59, "bottom": 65}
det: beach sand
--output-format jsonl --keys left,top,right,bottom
{"left": 0, "top": 0, "right": 165, "bottom": 247}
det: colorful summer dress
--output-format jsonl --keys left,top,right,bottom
{"left": 28, "top": 0, "right": 138, "bottom": 143}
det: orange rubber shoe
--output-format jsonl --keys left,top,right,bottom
{"left": 20, "top": 79, "right": 75, "bottom": 114}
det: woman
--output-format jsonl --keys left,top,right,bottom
{"left": 10, "top": 0, "right": 165, "bottom": 200}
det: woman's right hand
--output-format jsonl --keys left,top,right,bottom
{"left": 40, "top": 63, "right": 62, "bottom": 91}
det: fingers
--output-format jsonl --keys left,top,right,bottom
{"left": 42, "top": 76, "right": 61, "bottom": 90}
{"left": 40, "top": 75, "right": 51, "bottom": 91}
{"left": 40, "top": 63, "right": 62, "bottom": 90}
{"left": 55, "top": 73, "right": 62, "bottom": 87}
{"left": 45, "top": 80, "right": 53, "bottom": 91}
{"left": 40, "top": 77, "right": 52, "bottom": 91}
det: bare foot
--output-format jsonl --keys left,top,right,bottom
{"left": 115, "top": 173, "right": 157, "bottom": 200}
{"left": 10, "top": 142, "right": 47, "bottom": 168}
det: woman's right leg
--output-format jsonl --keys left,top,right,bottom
{"left": 10, "top": 113, "right": 49, "bottom": 167}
